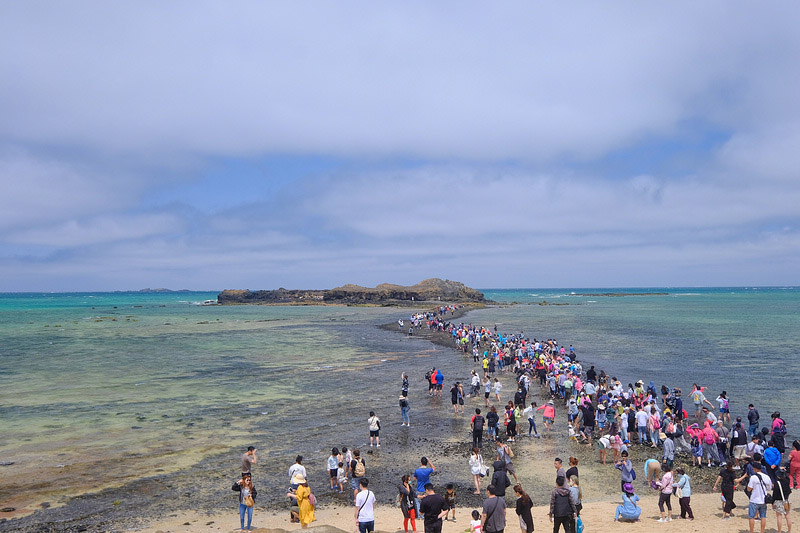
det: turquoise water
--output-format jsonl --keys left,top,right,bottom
{"left": 0, "top": 293, "right": 411, "bottom": 511}
{"left": 480, "top": 286, "right": 800, "bottom": 429}
{"left": 1, "top": 287, "right": 798, "bottom": 516}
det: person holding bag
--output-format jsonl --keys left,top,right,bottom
{"left": 747, "top": 462, "right": 773, "bottom": 533}
{"left": 469, "top": 447, "right": 486, "bottom": 495}
{"left": 771, "top": 468, "right": 792, "bottom": 533}
{"left": 232, "top": 473, "right": 257, "bottom": 530}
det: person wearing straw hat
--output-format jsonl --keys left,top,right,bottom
{"left": 286, "top": 473, "right": 315, "bottom": 528}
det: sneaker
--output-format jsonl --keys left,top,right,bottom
{"left": 657, "top": 518, "right": 666, "bottom": 523}
{"left": 377, "top": 444, "right": 381, "bottom": 447}
{"left": 667, "top": 517, "right": 672, "bottom": 522}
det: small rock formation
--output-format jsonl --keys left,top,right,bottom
{"left": 217, "top": 278, "right": 484, "bottom": 305}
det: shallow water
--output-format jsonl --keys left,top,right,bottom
{"left": 1, "top": 288, "right": 798, "bottom": 528}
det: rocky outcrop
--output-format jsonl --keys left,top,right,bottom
{"left": 217, "top": 278, "right": 485, "bottom": 305}
{"left": 217, "top": 288, "right": 325, "bottom": 304}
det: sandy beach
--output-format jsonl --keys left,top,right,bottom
{"left": 136, "top": 491, "right": 793, "bottom": 532}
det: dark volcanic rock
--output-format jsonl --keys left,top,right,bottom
{"left": 218, "top": 278, "right": 485, "bottom": 305}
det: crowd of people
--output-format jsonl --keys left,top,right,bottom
{"left": 235, "top": 305, "right": 796, "bottom": 533}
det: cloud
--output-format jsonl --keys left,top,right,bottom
{"left": 1, "top": 2, "right": 799, "bottom": 290}
{"left": 2, "top": 3, "right": 798, "bottom": 161}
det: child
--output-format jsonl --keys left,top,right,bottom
{"left": 444, "top": 483, "right": 456, "bottom": 521}
{"left": 328, "top": 447, "right": 339, "bottom": 489}
{"left": 494, "top": 378, "right": 502, "bottom": 401}
{"left": 470, "top": 509, "right": 482, "bottom": 533}
{"left": 336, "top": 462, "right": 347, "bottom": 493}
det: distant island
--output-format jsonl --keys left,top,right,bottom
{"left": 217, "top": 278, "right": 486, "bottom": 305}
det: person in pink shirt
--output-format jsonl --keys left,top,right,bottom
{"left": 789, "top": 440, "right": 800, "bottom": 489}
{"left": 656, "top": 464, "right": 674, "bottom": 522}
{"left": 536, "top": 401, "right": 555, "bottom": 432}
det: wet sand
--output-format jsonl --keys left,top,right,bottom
{"left": 0, "top": 303, "right": 774, "bottom": 531}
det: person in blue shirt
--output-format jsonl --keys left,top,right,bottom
{"left": 414, "top": 456, "right": 436, "bottom": 493}
{"left": 615, "top": 483, "right": 641, "bottom": 522}
{"left": 413, "top": 457, "right": 436, "bottom": 515}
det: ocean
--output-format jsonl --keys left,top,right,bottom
{"left": 0, "top": 287, "right": 798, "bottom": 528}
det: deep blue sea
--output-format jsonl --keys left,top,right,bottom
{"left": 0, "top": 287, "right": 798, "bottom": 516}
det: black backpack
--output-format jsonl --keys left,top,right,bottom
{"left": 473, "top": 415, "right": 485, "bottom": 431}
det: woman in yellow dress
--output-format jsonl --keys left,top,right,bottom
{"left": 287, "top": 474, "right": 315, "bottom": 528}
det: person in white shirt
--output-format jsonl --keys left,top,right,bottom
{"left": 747, "top": 462, "right": 773, "bottom": 533}
{"left": 288, "top": 456, "right": 306, "bottom": 488}
{"left": 355, "top": 478, "right": 376, "bottom": 533}
{"left": 522, "top": 402, "right": 540, "bottom": 438}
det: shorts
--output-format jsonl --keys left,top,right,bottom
{"left": 734, "top": 445, "right": 747, "bottom": 459}
{"left": 748, "top": 502, "right": 767, "bottom": 519}
{"left": 584, "top": 426, "right": 594, "bottom": 438}
{"left": 504, "top": 462, "right": 516, "bottom": 476}
{"left": 370, "top": 430, "right": 380, "bottom": 437}
{"left": 436, "top": 384, "right": 443, "bottom": 390}
{"left": 329, "top": 468, "right": 337, "bottom": 479}
{"left": 358, "top": 520, "right": 375, "bottom": 533}
{"left": 485, "top": 392, "right": 490, "bottom": 399}
{"left": 773, "top": 500, "right": 790, "bottom": 515}
{"left": 351, "top": 477, "right": 361, "bottom": 490}
{"left": 568, "top": 413, "right": 577, "bottom": 422}
{"left": 458, "top": 398, "right": 464, "bottom": 405}
{"left": 544, "top": 417, "right": 554, "bottom": 424}
{"left": 721, "top": 408, "right": 729, "bottom": 413}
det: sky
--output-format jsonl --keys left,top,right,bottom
{"left": 1, "top": 2, "right": 799, "bottom": 291}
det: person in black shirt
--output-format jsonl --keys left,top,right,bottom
{"left": 418, "top": 483, "right": 449, "bottom": 533}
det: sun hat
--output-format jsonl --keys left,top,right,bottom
{"left": 291, "top": 474, "right": 307, "bottom": 484}
{"left": 623, "top": 482, "right": 634, "bottom": 492}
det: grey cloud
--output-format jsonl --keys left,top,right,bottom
{"left": 2, "top": 3, "right": 799, "bottom": 161}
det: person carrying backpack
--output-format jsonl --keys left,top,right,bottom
{"left": 549, "top": 475, "right": 577, "bottom": 533}
{"left": 471, "top": 408, "right": 485, "bottom": 449}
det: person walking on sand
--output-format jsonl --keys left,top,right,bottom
{"left": 771, "top": 468, "right": 792, "bottom": 533}
{"left": 748, "top": 462, "right": 773, "bottom": 533}
{"left": 482, "top": 485, "right": 506, "bottom": 533}
{"left": 548, "top": 476, "right": 577, "bottom": 533}
{"left": 672, "top": 467, "right": 693, "bottom": 520}
{"left": 713, "top": 462, "right": 738, "bottom": 519}
{"left": 655, "top": 463, "right": 674, "bottom": 522}
{"left": 368, "top": 411, "right": 381, "bottom": 447}
{"left": 514, "top": 484, "right": 534, "bottom": 533}
{"left": 399, "top": 474, "right": 417, "bottom": 533}
{"left": 419, "top": 483, "right": 450, "bottom": 533}
{"left": 355, "top": 478, "right": 376, "bottom": 533}
{"left": 233, "top": 472, "right": 258, "bottom": 531}
{"left": 241, "top": 446, "right": 257, "bottom": 477}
